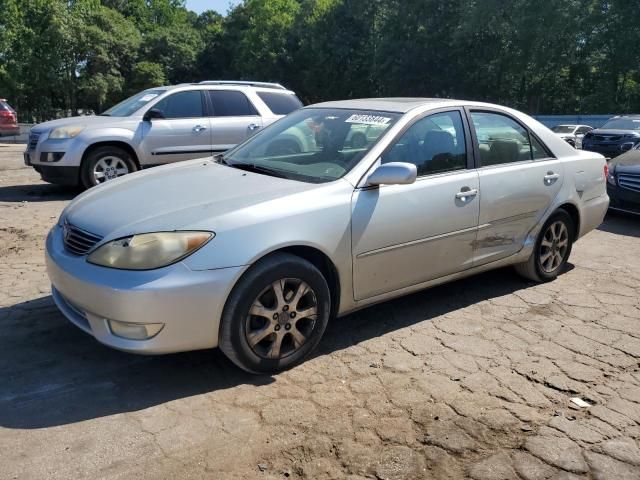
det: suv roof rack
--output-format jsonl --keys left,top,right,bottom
{"left": 198, "top": 80, "right": 287, "bottom": 90}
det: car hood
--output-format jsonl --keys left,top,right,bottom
{"left": 63, "top": 159, "right": 321, "bottom": 240}
{"left": 588, "top": 128, "right": 640, "bottom": 137}
{"left": 32, "top": 115, "right": 137, "bottom": 133}
{"left": 609, "top": 150, "right": 640, "bottom": 173}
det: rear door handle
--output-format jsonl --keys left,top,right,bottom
{"left": 248, "top": 123, "right": 260, "bottom": 131}
{"left": 544, "top": 172, "right": 560, "bottom": 184}
{"left": 455, "top": 188, "right": 478, "bottom": 201}
{"left": 193, "top": 125, "right": 208, "bottom": 132}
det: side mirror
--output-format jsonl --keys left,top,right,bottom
{"left": 143, "top": 108, "right": 165, "bottom": 122}
{"left": 367, "top": 162, "right": 417, "bottom": 186}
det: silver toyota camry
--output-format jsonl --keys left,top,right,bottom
{"left": 46, "top": 98, "right": 609, "bottom": 373}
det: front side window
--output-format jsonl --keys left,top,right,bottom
{"left": 382, "top": 110, "right": 467, "bottom": 176}
{"left": 471, "top": 112, "right": 549, "bottom": 166}
{"left": 101, "top": 89, "right": 166, "bottom": 117}
{"left": 208, "top": 90, "right": 257, "bottom": 117}
{"left": 224, "top": 108, "right": 399, "bottom": 183}
{"left": 153, "top": 91, "right": 204, "bottom": 119}
{"left": 257, "top": 92, "right": 303, "bottom": 115}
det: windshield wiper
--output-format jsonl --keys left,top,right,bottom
{"left": 229, "top": 162, "right": 290, "bottom": 179}
{"left": 99, "top": 113, "right": 111, "bottom": 116}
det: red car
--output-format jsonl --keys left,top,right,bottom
{"left": 0, "top": 99, "right": 20, "bottom": 136}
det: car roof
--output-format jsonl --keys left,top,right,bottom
{"left": 309, "top": 97, "right": 462, "bottom": 113}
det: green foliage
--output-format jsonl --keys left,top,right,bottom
{"left": 0, "top": 0, "right": 638, "bottom": 120}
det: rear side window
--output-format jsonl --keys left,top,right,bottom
{"left": 153, "top": 91, "right": 204, "bottom": 119}
{"left": 470, "top": 112, "right": 550, "bottom": 166}
{"left": 208, "top": 90, "right": 258, "bottom": 117}
{"left": 257, "top": 92, "right": 303, "bottom": 115}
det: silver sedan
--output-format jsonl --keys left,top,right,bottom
{"left": 46, "top": 98, "right": 609, "bottom": 373}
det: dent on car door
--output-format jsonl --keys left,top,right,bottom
{"left": 207, "top": 90, "right": 263, "bottom": 153}
{"left": 351, "top": 110, "right": 480, "bottom": 301}
{"left": 469, "top": 110, "right": 564, "bottom": 266}
{"left": 141, "top": 90, "right": 212, "bottom": 164}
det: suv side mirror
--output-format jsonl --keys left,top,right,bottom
{"left": 367, "top": 162, "right": 417, "bottom": 186}
{"left": 143, "top": 108, "right": 165, "bottom": 122}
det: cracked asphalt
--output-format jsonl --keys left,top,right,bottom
{"left": 1, "top": 163, "right": 640, "bottom": 479}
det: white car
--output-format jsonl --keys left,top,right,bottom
{"left": 551, "top": 124, "right": 593, "bottom": 149}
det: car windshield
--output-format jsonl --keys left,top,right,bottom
{"left": 101, "top": 89, "right": 166, "bottom": 117}
{"left": 223, "top": 108, "right": 400, "bottom": 183}
{"left": 552, "top": 125, "right": 575, "bottom": 133}
{"left": 601, "top": 118, "right": 640, "bottom": 131}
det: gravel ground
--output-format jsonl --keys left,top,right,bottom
{"left": 1, "top": 162, "right": 640, "bottom": 480}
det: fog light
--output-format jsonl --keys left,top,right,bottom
{"left": 108, "top": 320, "right": 164, "bottom": 340}
{"left": 40, "top": 152, "right": 65, "bottom": 162}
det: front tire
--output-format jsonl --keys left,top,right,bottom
{"left": 515, "top": 209, "right": 574, "bottom": 282}
{"left": 80, "top": 146, "right": 137, "bottom": 189}
{"left": 219, "top": 253, "right": 331, "bottom": 374}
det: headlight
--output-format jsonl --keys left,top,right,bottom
{"left": 87, "top": 231, "right": 213, "bottom": 270}
{"left": 49, "top": 125, "right": 86, "bottom": 139}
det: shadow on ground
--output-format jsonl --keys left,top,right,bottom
{"left": 598, "top": 212, "right": 640, "bottom": 238}
{"left": 0, "top": 183, "right": 79, "bottom": 203}
{"left": 0, "top": 266, "right": 538, "bottom": 429}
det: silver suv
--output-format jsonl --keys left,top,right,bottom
{"left": 24, "top": 81, "right": 303, "bottom": 188}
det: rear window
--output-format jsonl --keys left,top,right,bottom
{"left": 257, "top": 92, "right": 303, "bottom": 115}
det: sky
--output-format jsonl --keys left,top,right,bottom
{"left": 185, "top": 0, "right": 238, "bottom": 15}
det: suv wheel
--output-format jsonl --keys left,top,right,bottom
{"left": 219, "top": 253, "right": 331, "bottom": 373}
{"left": 515, "top": 209, "right": 574, "bottom": 282}
{"left": 81, "top": 146, "right": 137, "bottom": 189}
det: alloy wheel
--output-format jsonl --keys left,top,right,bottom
{"left": 245, "top": 278, "right": 318, "bottom": 360}
{"left": 539, "top": 220, "right": 569, "bottom": 273}
{"left": 93, "top": 156, "right": 129, "bottom": 183}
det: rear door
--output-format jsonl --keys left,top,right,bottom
{"left": 468, "top": 109, "right": 565, "bottom": 266}
{"left": 139, "top": 90, "right": 212, "bottom": 165}
{"left": 206, "top": 90, "right": 263, "bottom": 153}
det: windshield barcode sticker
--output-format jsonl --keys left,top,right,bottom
{"left": 345, "top": 114, "right": 391, "bottom": 125}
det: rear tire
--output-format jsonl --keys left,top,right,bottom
{"left": 219, "top": 253, "right": 330, "bottom": 374}
{"left": 514, "top": 209, "right": 574, "bottom": 282}
{"left": 80, "top": 146, "right": 137, "bottom": 189}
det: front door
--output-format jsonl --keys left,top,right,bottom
{"left": 140, "top": 90, "right": 212, "bottom": 165}
{"left": 468, "top": 110, "right": 565, "bottom": 265}
{"left": 207, "top": 90, "right": 263, "bottom": 152}
{"left": 352, "top": 110, "right": 480, "bottom": 300}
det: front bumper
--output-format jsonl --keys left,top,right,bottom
{"left": 583, "top": 143, "right": 636, "bottom": 158}
{"left": 607, "top": 183, "right": 640, "bottom": 215}
{"left": 26, "top": 133, "right": 85, "bottom": 186}
{"left": 45, "top": 225, "right": 245, "bottom": 354}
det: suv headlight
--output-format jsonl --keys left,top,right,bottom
{"left": 87, "top": 231, "right": 213, "bottom": 270}
{"left": 49, "top": 126, "right": 86, "bottom": 139}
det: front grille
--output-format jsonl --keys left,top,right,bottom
{"left": 618, "top": 173, "right": 640, "bottom": 193}
{"left": 28, "top": 132, "right": 40, "bottom": 150}
{"left": 592, "top": 135, "right": 622, "bottom": 142}
{"left": 63, "top": 221, "right": 103, "bottom": 255}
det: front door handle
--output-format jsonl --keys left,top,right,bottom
{"left": 248, "top": 123, "right": 260, "bottom": 131}
{"left": 544, "top": 171, "right": 560, "bottom": 185}
{"left": 193, "top": 125, "right": 208, "bottom": 132}
{"left": 455, "top": 187, "right": 478, "bottom": 201}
